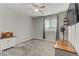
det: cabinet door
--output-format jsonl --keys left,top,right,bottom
{"left": 1, "top": 38, "right": 15, "bottom": 50}
{"left": 9, "top": 38, "right": 15, "bottom": 46}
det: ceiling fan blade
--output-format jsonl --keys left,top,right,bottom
{"left": 32, "top": 3, "right": 40, "bottom": 8}
{"left": 40, "top": 6, "right": 46, "bottom": 8}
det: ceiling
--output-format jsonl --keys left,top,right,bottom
{"left": 1, "top": 3, "right": 69, "bottom": 17}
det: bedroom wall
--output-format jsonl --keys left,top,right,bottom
{"left": 33, "top": 17, "right": 43, "bottom": 39}
{"left": 33, "top": 15, "right": 57, "bottom": 41}
{"left": 0, "top": 4, "right": 33, "bottom": 44}
{"left": 33, "top": 12, "right": 67, "bottom": 41}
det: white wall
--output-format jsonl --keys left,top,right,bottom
{"left": 33, "top": 17, "right": 43, "bottom": 39}
{"left": 0, "top": 4, "right": 33, "bottom": 44}
{"left": 33, "top": 15, "right": 57, "bottom": 41}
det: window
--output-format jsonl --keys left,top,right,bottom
{"left": 45, "top": 19, "right": 57, "bottom": 31}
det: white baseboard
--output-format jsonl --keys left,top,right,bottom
{"left": 32, "top": 38, "right": 56, "bottom": 42}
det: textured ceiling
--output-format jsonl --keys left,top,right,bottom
{"left": 0, "top": 3, "right": 69, "bottom": 17}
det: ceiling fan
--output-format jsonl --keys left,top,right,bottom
{"left": 32, "top": 3, "right": 46, "bottom": 13}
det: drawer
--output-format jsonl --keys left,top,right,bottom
{"left": 2, "top": 39, "right": 14, "bottom": 45}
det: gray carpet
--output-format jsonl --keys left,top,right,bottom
{"left": 0, "top": 39, "right": 55, "bottom": 56}
{"left": 0, "top": 39, "right": 77, "bottom": 56}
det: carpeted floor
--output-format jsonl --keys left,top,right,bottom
{"left": 0, "top": 39, "right": 77, "bottom": 56}
{"left": 0, "top": 39, "right": 55, "bottom": 56}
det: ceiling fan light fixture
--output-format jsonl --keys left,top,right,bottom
{"left": 32, "top": 4, "right": 39, "bottom": 12}
{"left": 32, "top": 3, "right": 46, "bottom": 13}
{"left": 34, "top": 8, "right": 39, "bottom": 12}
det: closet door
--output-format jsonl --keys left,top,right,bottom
{"left": 74, "top": 23, "right": 79, "bottom": 55}
{"left": 71, "top": 25, "right": 76, "bottom": 46}
{"left": 68, "top": 23, "right": 79, "bottom": 55}
{"left": 68, "top": 25, "right": 75, "bottom": 46}
{"left": 68, "top": 26, "right": 72, "bottom": 45}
